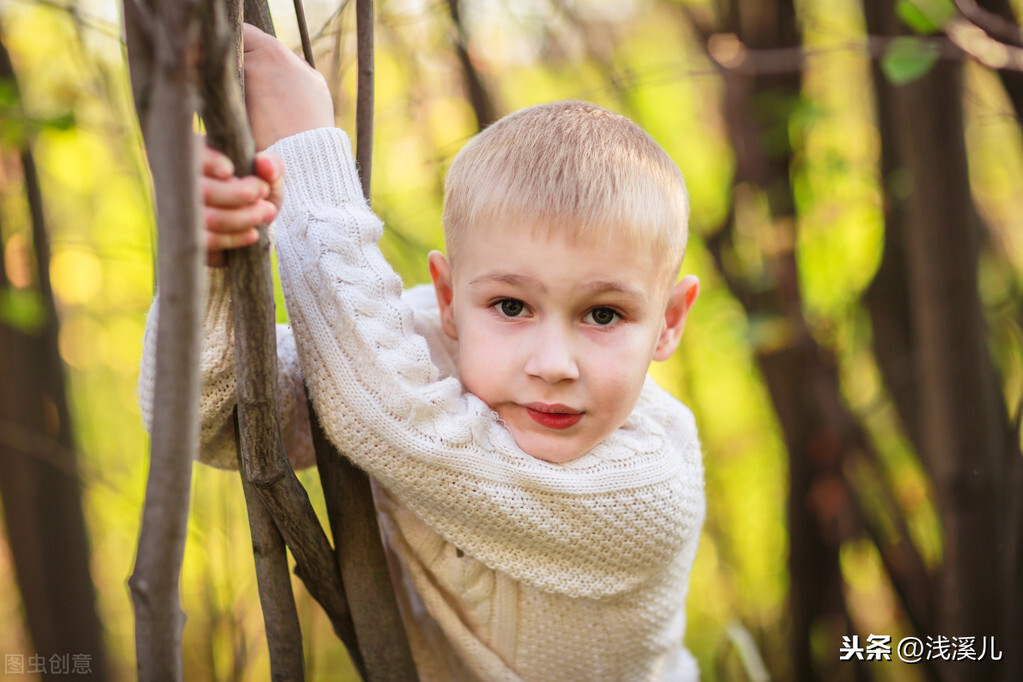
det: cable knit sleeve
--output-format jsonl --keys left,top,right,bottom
{"left": 271, "top": 128, "right": 705, "bottom": 599}
{"left": 137, "top": 254, "right": 316, "bottom": 470}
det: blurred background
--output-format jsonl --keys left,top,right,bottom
{"left": 0, "top": 0, "right": 1021, "bottom": 679}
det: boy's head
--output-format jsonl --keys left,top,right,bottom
{"left": 442, "top": 100, "right": 690, "bottom": 280}
{"left": 429, "top": 100, "right": 699, "bottom": 464}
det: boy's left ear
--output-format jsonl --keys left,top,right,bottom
{"left": 653, "top": 275, "right": 699, "bottom": 362}
{"left": 428, "top": 250, "right": 458, "bottom": 340}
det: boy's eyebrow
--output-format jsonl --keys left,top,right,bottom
{"left": 469, "top": 271, "right": 544, "bottom": 291}
{"left": 583, "top": 281, "right": 647, "bottom": 300}
{"left": 469, "top": 272, "right": 648, "bottom": 302}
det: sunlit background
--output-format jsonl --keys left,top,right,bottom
{"left": 1, "top": 0, "right": 1021, "bottom": 679}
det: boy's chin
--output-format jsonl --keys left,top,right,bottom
{"left": 509, "top": 429, "right": 596, "bottom": 464}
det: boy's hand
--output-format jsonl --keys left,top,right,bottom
{"left": 243, "top": 24, "right": 335, "bottom": 150}
{"left": 202, "top": 143, "right": 284, "bottom": 267}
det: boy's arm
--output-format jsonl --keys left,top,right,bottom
{"left": 137, "top": 116, "right": 317, "bottom": 469}
{"left": 137, "top": 268, "right": 316, "bottom": 470}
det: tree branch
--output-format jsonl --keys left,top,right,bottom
{"left": 294, "top": 0, "right": 316, "bottom": 66}
{"left": 196, "top": 0, "right": 357, "bottom": 660}
{"left": 235, "top": 413, "right": 304, "bottom": 681}
{"left": 311, "top": 402, "right": 418, "bottom": 681}
{"left": 954, "top": 0, "right": 1023, "bottom": 47}
{"left": 356, "top": 0, "right": 374, "bottom": 199}
{"left": 444, "top": 0, "right": 497, "bottom": 130}
{"left": 124, "top": 0, "right": 204, "bottom": 679}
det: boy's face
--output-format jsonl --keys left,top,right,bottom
{"left": 429, "top": 223, "right": 699, "bottom": 463}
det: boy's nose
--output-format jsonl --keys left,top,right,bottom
{"left": 524, "top": 322, "right": 580, "bottom": 383}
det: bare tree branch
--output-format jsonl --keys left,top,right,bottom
{"left": 235, "top": 414, "right": 304, "bottom": 680}
{"left": 356, "top": 0, "right": 374, "bottom": 199}
{"left": 294, "top": 0, "right": 316, "bottom": 66}
{"left": 311, "top": 404, "right": 418, "bottom": 681}
{"left": 445, "top": 0, "right": 498, "bottom": 130}
{"left": 954, "top": 0, "right": 1023, "bottom": 47}
{"left": 124, "top": 0, "right": 204, "bottom": 677}
{"left": 945, "top": 16, "right": 1023, "bottom": 70}
{"left": 197, "top": 0, "right": 359, "bottom": 659}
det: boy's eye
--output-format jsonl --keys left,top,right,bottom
{"left": 497, "top": 299, "right": 527, "bottom": 317}
{"left": 585, "top": 307, "right": 620, "bottom": 326}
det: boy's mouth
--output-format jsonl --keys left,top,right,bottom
{"left": 523, "top": 403, "right": 583, "bottom": 430}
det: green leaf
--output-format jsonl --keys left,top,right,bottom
{"left": 896, "top": 0, "right": 955, "bottom": 34}
{"left": 881, "top": 37, "right": 941, "bottom": 85}
{"left": 0, "top": 287, "right": 48, "bottom": 334}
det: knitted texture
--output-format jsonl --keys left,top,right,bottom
{"left": 138, "top": 127, "right": 706, "bottom": 681}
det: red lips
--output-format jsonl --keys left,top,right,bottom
{"left": 524, "top": 403, "right": 583, "bottom": 430}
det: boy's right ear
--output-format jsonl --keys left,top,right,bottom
{"left": 428, "top": 251, "right": 458, "bottom": 340}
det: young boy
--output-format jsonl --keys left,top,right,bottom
{"left": 140, "top": 25, "right": 704, "bottom": 681}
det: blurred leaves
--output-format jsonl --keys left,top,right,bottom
{"left": 896, "top": 0, "right": 955, "bottom": 35}
{"left": 0, "top": 286, "right": 46, "bottom": 333}
{"left": 0, "top": 77, "right": 76, "bottom": 147}
{"left": 881, "top": 36, "right": 941, "bottom": 84}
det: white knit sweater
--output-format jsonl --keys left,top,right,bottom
{"left": 138, "top": 128, "right": 705, "bottom": 681}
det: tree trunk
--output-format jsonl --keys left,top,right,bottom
{"left": 0, "top": 32, "right": 110, "bottom": 681}
{"left": 862, "top": 2, "right": 1020, "bottom": 679}
{"left": 710, "top": 1, "right": 855, "bottom": 678}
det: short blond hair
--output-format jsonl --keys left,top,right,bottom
{"left": 443, "top": 100, "right": 690, "bottom": 279}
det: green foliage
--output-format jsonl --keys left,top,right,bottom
{"left": 895, "top": 0, "right": 956, "bottom": 34}
{"left": 881, "top": 36, "right": 942, "bottom": 84}
{"left": 0, "top": 286, "right": 46, "bottom": 333}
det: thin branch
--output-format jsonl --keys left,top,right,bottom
{"left": 235, "top": 413, "right": 304, "bottom": 681}
{"left": 0, "top": 418, "right": 82, "bottom": 480}
{"left": 842, "top": 454, "right": 934, "bottom": 637}
{"left": 208, "top": 2, "right": 306, "bottom": 678}
{"left": 125, "top": 0, "right": 204, "bottom": 678}
{"left": 945, "top": 17, "right": 1023, "bottom": 71}
{"left": 294, "top": 0, "right": 316, "bottom": 66}
{"left": 953, "top": 0, "right": 1023, "bottom": 47}
{"left": 356, "top": 0, "right": 374, "bottom": 199}
{"left": 444, "top": 0, "right": 497, "bottom": 130}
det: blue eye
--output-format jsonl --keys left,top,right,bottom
{"left": 498, "top": 299, "right": 527, "bottom": 317}
{"left": 585, "top": 307, "right": 620, "bottom": 326}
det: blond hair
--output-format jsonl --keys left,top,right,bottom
{"left": 442, "top": 100, "right": 690, "bottom": 278}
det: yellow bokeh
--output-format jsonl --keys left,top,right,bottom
{"left": 50, "top": 247, "right": 103, "bottom": 305}
{"left": 58, "top": 312, "right": 104, "bottom": 369}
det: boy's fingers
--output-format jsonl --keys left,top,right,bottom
{"left": 206, "top": 227, "right": 260, "bottom": 253}
{"left": 202, "top": 146, "right": 234, "bottom": 179}
{"left": 203, "top": 175, "right": 270, "bottom": 208}
{"left": 205, "top": 201, "right": 277, "bottom": 233}
{"left": 254, "top": 152, "right": 285, "bottom": 210}
{"left": 254, "top": 151, "right": 284, "bottom": 184}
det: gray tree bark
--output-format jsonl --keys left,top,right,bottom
{"left": 123, "top": 0, "right": 204, "bottom": 679}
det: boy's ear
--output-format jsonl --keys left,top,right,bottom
{"left": 653, "top": 275, "right": 699, "bottom": 362}
{"left": 428, "top": 250, "right": 458, "bottom": 340}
